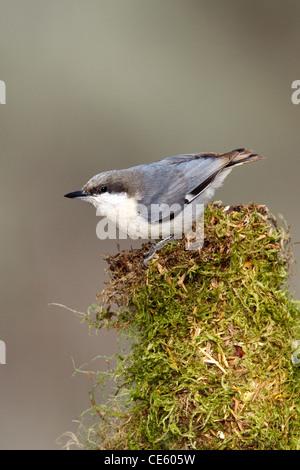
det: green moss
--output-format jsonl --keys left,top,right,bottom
{"left": 73, "top": 204, "right": 300, "bottom": 450}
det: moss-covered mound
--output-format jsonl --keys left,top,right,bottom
{"left": 75, "top": 203, "right": 300, "bottom": 450}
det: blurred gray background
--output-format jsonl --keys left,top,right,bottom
{"left": 0, "top": 0, "right": 300, "bottom": 449}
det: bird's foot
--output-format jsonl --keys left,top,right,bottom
{"left": 142, "top": 235, "right": 175, "bottom": 268}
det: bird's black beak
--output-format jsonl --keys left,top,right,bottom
{"left": 64, "top": 190, "right": 88, "bottom": 199}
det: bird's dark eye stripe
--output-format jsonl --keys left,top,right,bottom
{"left": 86, "top": 181, "right": 127, "bottom": 195}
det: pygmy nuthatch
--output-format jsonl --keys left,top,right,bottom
{"left": 65, "top": 148, "right": 263, "bottom": 267}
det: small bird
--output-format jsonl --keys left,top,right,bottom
{"left": 65, "top": 148, "right": 263, "bottom": 267}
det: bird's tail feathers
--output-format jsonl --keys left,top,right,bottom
{"left": 224, "top": 148, "right": 264, "bottom": 168}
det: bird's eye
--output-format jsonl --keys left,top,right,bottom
{"left": 100, "top": 186, "right": 108, "bottom": 193}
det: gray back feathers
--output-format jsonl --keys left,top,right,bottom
{"left": 83, "top": 148, "right": 263, "bottom": 223}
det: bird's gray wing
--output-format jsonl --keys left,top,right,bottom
{"left": 138, "top": 148, "right": 262, "bottom": 224}
{"left": 138, "top": 153, "right": 230, "bottom": 224}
